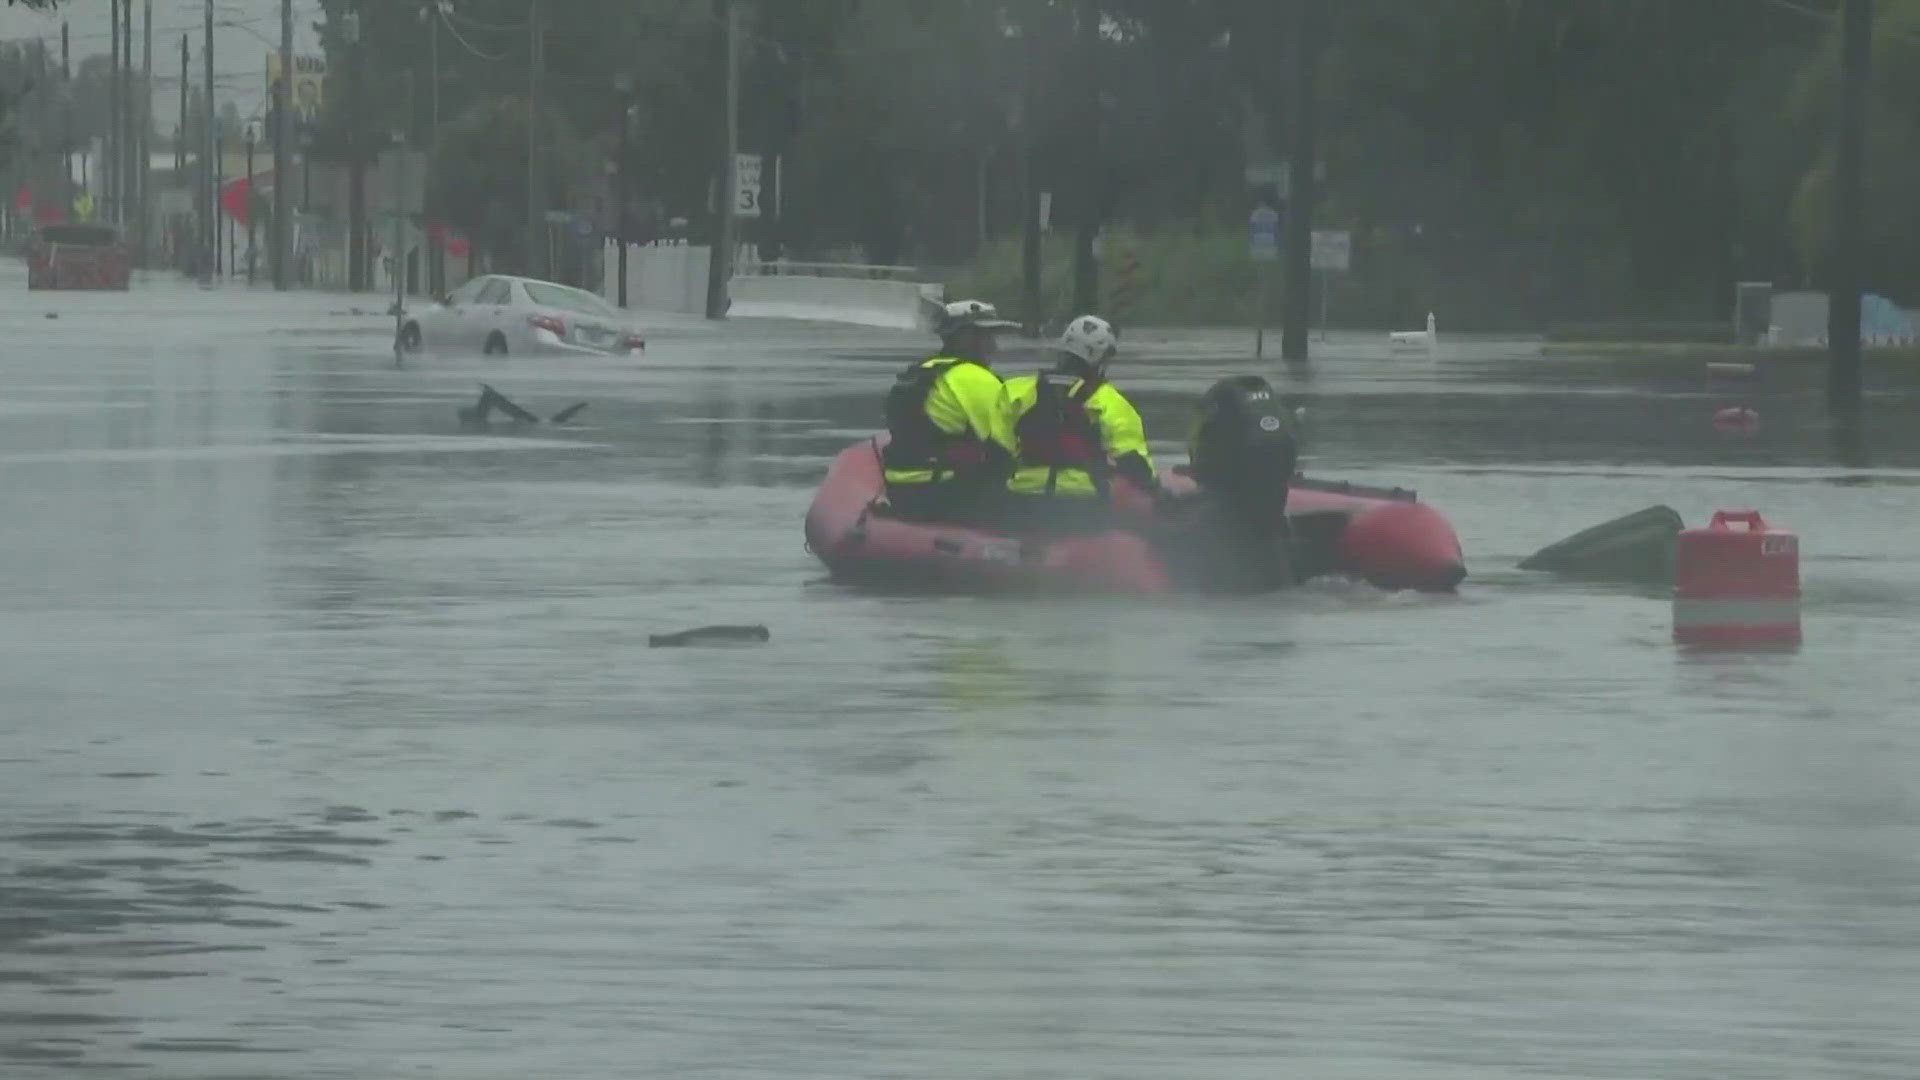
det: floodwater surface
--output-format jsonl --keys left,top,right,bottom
{"left": 3, "top": 266, "right": 1918, "bottom": 1079}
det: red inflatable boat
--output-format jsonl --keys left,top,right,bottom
{"left": 804, "top": 436, "right": 1466, "bottom": 594}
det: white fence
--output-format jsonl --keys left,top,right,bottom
{"left": 601, "top": 241, "right": 942, "bottom": 330}
{"left": 1766, "top": 289, "right": 1919, "bottom": 347}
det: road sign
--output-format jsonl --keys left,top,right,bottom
{"left": 1245, "top": 160, "right": 1328, "bottom": 200}
{"left": 735, "top": 153, "right": 762, "bottom": 218}
{"left": 1245, "top": 163, "right": 1287, "bottom": 197}
{"left": 1249, "top": 206, "right": 1280, "bottom": 262}
{"left": 1310, "top": 229, "right": 1351, "bottom": 272}
{"left": 267, "top": 52, "right": 327, "bottom": 127}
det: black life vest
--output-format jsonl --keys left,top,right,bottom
{"left": 881, "top": 356, "right": 989, "bottom": 478}
{"left": 1013, "top": 371, "right": 1109, "bottom": 496}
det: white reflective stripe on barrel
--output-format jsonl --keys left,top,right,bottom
{"left": 1673, "top": 598, "right": 1802, "bottom": 625}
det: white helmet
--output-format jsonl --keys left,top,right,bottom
{"left": 1056, "top": 314, "right": 1118, "bottom": 367}
{"left": 935, "top": 298, "right": 1019, "bottom": 337}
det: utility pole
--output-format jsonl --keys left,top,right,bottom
{"left": 32, "top": 39, "right": 48, "bottom": 216}
{"left": 1281, "top": 0, "right": 1319, "bottom": 362}
{"left": 109, "top": 0, "right": 121, "bottom": 224}
{"left": 1828, "top": 0, "right": 1870, "bottom": 438}
{"left": 392, "top": 90, "right": 411, "bottom": 363}
{"left": 1070, "top": 10, "right": 1099, "bottom": 316}
{"left": 203, "top": 0, "right": 215, "bottom": 283}
{"left": 526, "top": 0, "right": 545, "bottom": 278}
{"left": 178, "top": 33, "right": 188, "bottom": 269}
{"left": 60, "top": 22, "right": 71, "bottom": 209}
{"left": 347, "top": 8, "right": 367, "bottom": 291}
{"left": 122, "top": 0, "right": 134, "bottom": 233}
{"left": 246, "top": 125, "right": 257, "bottom": 283}
{"left": 1019, "top": 23, "right": 1041, "bottom": 337}
{"left": 615, "top": 73, "right": 632, "bottom": 307}
{"left": 217, "top": 128, "right": 227, "bottom": 277}
{"left": 704, "top": 0, "right": 739, "bottom": 319}
{"left": 427, "top": 0, "right": 444, "bottom": 297}
{"left": 141, "top": 0, "right": 152, "bottom": 265}
{"left": 273, "top": 0, "right": 292, "bottom": 289}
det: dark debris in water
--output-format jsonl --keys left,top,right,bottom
{"left": 130, "top": 1038, "right": 295, "bottom": 1054}
{"left": 229, "top": 847, "right": 371, "bottom": 867}
{"left": 649, "top": 623, "right": 771, "bottom": 648}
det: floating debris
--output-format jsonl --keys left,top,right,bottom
{"left": 648, "top": 624, "right": 772, "bottom": 648}
{"left": 1520, "top": 505, "right": 1685, "bottom": 584}
{"left": 456, "top": 384, "right": 589, "bottom": 427}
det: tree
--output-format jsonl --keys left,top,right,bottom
{"left": 428, "top": 93, "right": 588, "bottom": 271}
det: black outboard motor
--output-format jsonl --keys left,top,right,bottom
{"left": 1186, "top": 375, "right": 1299, "bottom": 525}
{"left": 1149, "top": 375, "right": 1302, "bottom": 593}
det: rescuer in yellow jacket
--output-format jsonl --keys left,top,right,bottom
{"left": 1000, "top": 314, "right": 1155, "bottom": 532}
{"left": 879, "top": 299, "right": 1021, "bottom": 522}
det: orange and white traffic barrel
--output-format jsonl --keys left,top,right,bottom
{"left": 1673, "top": 509, "right": 1800, "bottom": 647}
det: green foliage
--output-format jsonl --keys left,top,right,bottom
{"left": 945, "top": 229, "right": 1269, "bottom": 328}
{"left": 257, "top": 0, "right": 1916, "bottom": 316}
{"left": 428, "top": 93, "right": 590, "bottom": 270}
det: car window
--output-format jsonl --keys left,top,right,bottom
{"left": 476, "top": 279, "right": 513, "bottom": 306}
{"left": 446, "top": 277, "right": 486, "bottom": 305}
{"left": 523, "top": 282, "right": 618, "bottom": 318}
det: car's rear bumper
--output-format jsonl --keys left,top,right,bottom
{"left": 528, "top": 328, "right": 639, "bottom": 356}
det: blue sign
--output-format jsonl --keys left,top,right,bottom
{"left": 1249, "top": 206, "right": 1280, "bottom": 262}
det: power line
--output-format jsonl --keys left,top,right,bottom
{"left": 434, "top": 5, "right": 512, "bottom": 63}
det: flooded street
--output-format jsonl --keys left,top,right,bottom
{"left": 4, "top": 266, "right": 1919, "bottom": 1078}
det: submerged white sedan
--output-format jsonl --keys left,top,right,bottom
{"left": 398, "top": 274, "right": 646, "bottom": 357}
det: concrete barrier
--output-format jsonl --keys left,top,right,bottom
{"left": 602, "top": 241, "right": 943, "bottom": 329}
{"left": 602, "top": 241, "right": 711, "bottom": 315}
{"left": 727, "top": 273, "right": 942, "bottom": 331}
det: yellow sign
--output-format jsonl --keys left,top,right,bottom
{"left": 266, "top": 52, "right": 327, "bottom": 125}
{"left": 73, "top": 192, "right": 94, "bottom": 221}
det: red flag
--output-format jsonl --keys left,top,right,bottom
{"left": 220, "top": 176, "right": 252, "bottom": 227}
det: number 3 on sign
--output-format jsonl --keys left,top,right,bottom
{"left": 735, "top": 152, "right": 763, "bottom": 219}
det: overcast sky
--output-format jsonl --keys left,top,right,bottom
{"left": 1, "top": 0, "right": 327, "bottom": 125}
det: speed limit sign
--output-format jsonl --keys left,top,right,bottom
{"left": 735, "top": 153, "right": 762, "bottom": 219}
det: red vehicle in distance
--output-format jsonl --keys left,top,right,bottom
{"left": 26, "top": 223, "right": 132, "bottom": 291}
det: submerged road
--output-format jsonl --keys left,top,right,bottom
{"left": 3, "top": 264, "right": 1919, "bottom": 1078}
